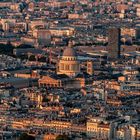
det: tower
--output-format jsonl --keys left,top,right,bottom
{"left": 87, "top": 60, "right": 94, "bottom": 75}
{"left": 57, "top": 46, "right": 80, "bottom": 77}
{"left": 107, "top": 28, "right": 121, "bottom": 59}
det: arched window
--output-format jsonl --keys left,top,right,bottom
{"left": 61, "top": 63, "right": 64, "bottom": 70}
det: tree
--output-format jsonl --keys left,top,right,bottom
{"left": 81, "top": 132, "right": 87, "bottom": 137}
{"left": 56, "top": 134, "right": 71, "bottom": 140}
{"left": 0, "top": 43, "right": 14, "bottom": 55}
{"left": 19, "top": 54, "right": 28, "bottom": 60}
{"left": 18, "top": 44, "right": 34, "bottom": 49}
{"left": 19, "top": 133, "right": 35, "bottom": 140}
{"left": 38, "top": 56, "right": 47, "bottom": 62}
{"left": 29, "top": 55, "right": 36, "bottom": 61}
{"left": 42, "top": 96, "right": 50, "bottom": 102}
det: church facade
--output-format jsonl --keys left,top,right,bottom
{"left": 38, "top": 47, "right": 93, "bottom": 89}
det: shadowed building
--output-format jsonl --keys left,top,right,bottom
{"left": 107, "top": 28, "right": 121, "bottom": 59}
{"left": 136, "top": 28, "right": 140, "bottom": 40}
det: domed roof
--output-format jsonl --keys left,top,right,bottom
{"left": 63, "top": 47, "right": 76, "bottom": 57}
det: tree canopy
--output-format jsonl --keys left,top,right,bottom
{"left": 56, "top": 134, "right": 71, "bottom": 140}
{"left": 19, "top": 133, "right": 35, "bottom": 140}
{"left": 18, "top": 44, "right": 34, "bottom": 49}
{"left": 0, "top": 43, "right": 14, "bottom": 55}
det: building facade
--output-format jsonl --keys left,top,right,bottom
{"left": 107, "top": 28, "right": 121, "bottom": 59}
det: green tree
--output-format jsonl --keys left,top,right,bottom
{"left": 19, "top": 133, "right": 35, "bottom": 140}
{"left": 0, "top": 43, "right": 14, "bottom": 55}
{"left": 19, "top": 54, "right": 28, "bottom": 60}
{"left": 42, "top": 96, "right": 50, "bottom": 102}
{"left": 56, "top": 134, "right": 71, "bottom": 140}
{"left": 29, "top": 55, "right": 36, "bottom": 61}
{"left": 38, "top": 56, "right": 47, "bottom": 62}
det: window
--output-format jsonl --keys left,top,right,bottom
{"left": 61, "top": 64, "right": 64, "bottom": 70}
{"left": 65, "top": 64, "right": 70, "bottom": 70}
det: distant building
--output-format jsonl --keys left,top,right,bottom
{"left": 121, "top": 28, "right": 135, "bottom": 37}
{"left": 86, "top": 117, "right": 110, "bottom": 139}
{"left": 136, "top": 8, "right": 140, "bottom": 17}
{"left": 0, "top": 77, "right": 30, "bottom": 89}
{"left": 107, "top": 28, "right": 121, "bottom": 59}
{"left": 32, "top": 28, "right": 51, "bottom": 46}
{"left": 49, "top": 27, "right": 75, "bottom": 37}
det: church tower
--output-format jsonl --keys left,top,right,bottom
{"left": 87, "top": 60, "right": 94, "bottom": 75}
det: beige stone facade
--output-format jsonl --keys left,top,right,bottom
{"left": 57, "top": 47, "right": 80, "bottom": 77}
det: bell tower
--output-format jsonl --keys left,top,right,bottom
{"left": 87, "top": 60, "right": 94, "bottom": 75}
